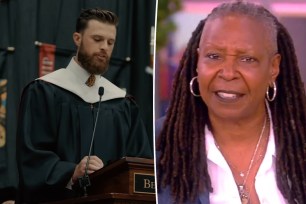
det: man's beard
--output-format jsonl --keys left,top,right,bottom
{"left": 77, "top": 45, "right": 110, "bottom": 75}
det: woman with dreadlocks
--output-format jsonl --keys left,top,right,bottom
{"left": 156, "top": 1, "right": 306, "bottom": 204}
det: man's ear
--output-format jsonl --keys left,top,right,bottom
{"left": 271, "top": 53, "right": 281, "bottom": 82}
{"left": 73, "top": 32, "right": 81, "bottom": 47}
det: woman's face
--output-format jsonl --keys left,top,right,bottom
{"left": 197, "top": 15, "right": 280, "bottom": 121}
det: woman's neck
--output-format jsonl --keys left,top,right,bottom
{"left": 209, "top": 110, "right": 267, "bottom": 146}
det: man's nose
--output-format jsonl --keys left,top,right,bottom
{"left": 99, "top": 41, "right": 109, "bottom": 51}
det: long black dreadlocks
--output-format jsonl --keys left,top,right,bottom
{"left": 157, "top": 1, "right": 306, "bottom": 204}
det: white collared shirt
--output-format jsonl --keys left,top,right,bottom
{"left": 206, "top": 111, "right": 287, "bottom": 204}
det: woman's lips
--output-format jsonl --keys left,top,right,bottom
{"left": 214, "top": 90, "right": 244, "bottom": 102}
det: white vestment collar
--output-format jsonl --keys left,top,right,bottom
{"left": 38, "top": 58, "right": 126, "bottom": 103}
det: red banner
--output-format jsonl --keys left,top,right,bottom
{"left": 38, "top": 43, "right": 56, "bottom": 77}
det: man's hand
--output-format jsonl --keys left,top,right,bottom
{"left": 72, "top": 155, "right": 104, "bottom": 183}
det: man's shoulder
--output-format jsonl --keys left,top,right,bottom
{"left": 23, "top": 79, "right": 55, "bottom": 92}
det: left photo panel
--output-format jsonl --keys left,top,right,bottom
{"left": 0, "top": 0, "right": 156, "bottom": 203}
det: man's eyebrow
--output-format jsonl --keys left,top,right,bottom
{"left": 91, "top": 35, "right": 103, "bottom": 37}
{"left": 91, "top": 35, "right": 115, "bottom": 41}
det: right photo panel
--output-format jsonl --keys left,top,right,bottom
{"left": 154, "top": 0, "right": 306, "bottom": 203}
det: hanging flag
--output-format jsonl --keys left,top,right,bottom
{"left": 38, "top": 43, "right": 56, "bottom": 77}
{"left": 0, "top": 51, "right": 7, "bottom": 149}
{"left": 0, "top": 79, "right": 7, "bottom": 148}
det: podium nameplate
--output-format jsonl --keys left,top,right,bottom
{"left": 134, "top": 173, "right": 155, "bottom": 194}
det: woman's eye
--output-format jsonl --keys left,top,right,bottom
{"left": 206, "top": 53, "right": 220, "bottom": 60}
{"left": 241, "top": 56, "right": 256, "bottom": 63}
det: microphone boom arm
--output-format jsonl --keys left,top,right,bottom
{"left": 78, "top": 87, "right": 104, "bottom": 197}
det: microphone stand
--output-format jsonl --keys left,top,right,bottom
{"left": 78, "top": 87, "right": 104, "bottom": 197}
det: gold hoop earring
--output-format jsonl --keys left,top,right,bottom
{"left": 266, "top": 82, "right": 277, "bottom": 101}
{"left": 189, "top": 76, "right": 201, "bottom": 97}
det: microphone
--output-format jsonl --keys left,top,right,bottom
{"left": 78, "top": 86, "right": 104, "bottom": 196}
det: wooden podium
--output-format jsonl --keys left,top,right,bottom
{"left": 48, "top": 157, "right": 156, "bottom": 204}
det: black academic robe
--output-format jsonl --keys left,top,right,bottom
{"left": 16, "top": 80, "right": 152, "bottom": 203}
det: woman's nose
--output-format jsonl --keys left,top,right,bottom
{"left": 218, "top": 58, "right": 238, "bottom": 80}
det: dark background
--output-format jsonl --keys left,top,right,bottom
{"left": 0, "top": 0, "right": 156, "bottom": 201}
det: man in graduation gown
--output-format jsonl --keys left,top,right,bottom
{"left": 16, "top": 8, "right": 152, "bottom": 203}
